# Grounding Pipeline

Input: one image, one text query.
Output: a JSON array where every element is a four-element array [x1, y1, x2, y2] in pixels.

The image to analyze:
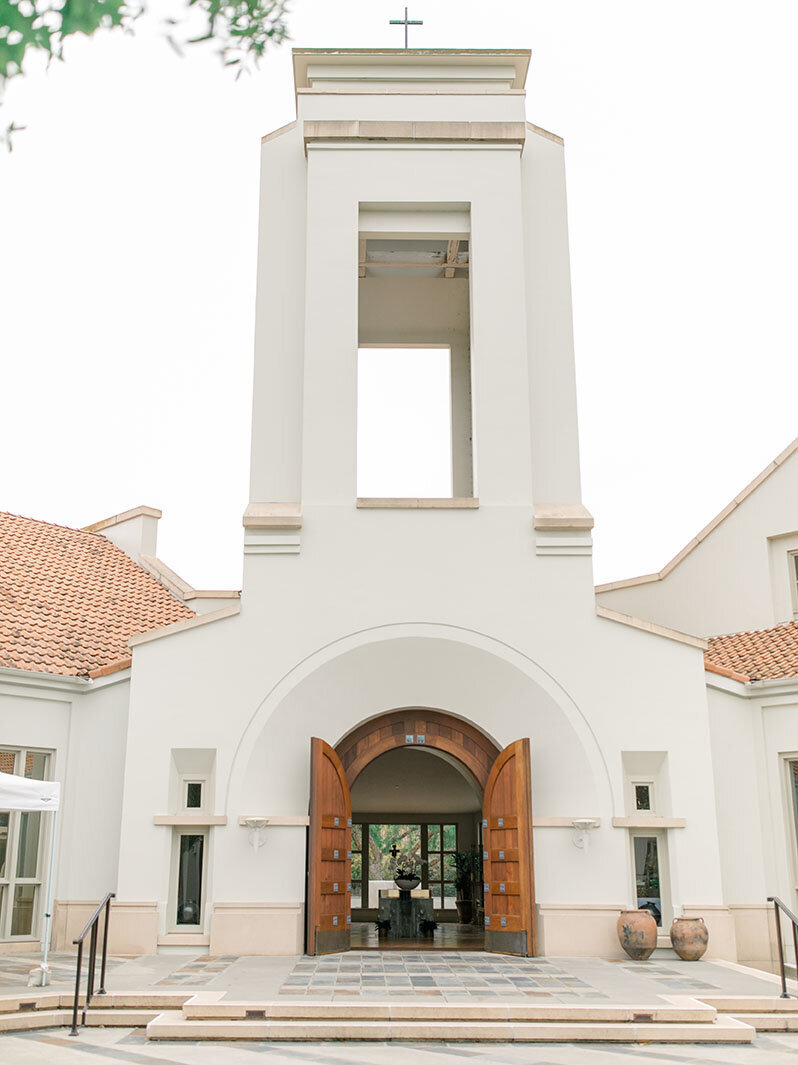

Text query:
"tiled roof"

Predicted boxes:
[[705, 620, 798, 683], [0, 511, 193, 677]]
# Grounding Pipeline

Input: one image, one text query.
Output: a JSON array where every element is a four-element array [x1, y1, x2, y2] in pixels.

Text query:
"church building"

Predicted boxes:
[[2, 47, 797, 974]]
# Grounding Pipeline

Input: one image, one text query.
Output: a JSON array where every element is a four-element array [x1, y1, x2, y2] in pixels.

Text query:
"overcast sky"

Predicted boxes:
[[2, 1, 797, 589]]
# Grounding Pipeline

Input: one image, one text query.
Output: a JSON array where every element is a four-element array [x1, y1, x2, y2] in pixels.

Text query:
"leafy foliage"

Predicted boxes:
[[0, 0, 290, 147], [452, 847, 482, 899]]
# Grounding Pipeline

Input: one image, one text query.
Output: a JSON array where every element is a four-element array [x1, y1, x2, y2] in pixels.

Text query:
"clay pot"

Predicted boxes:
[[617, 909, 657, 961], [455, 899, 474, 925], [670, 917, 708, 961]]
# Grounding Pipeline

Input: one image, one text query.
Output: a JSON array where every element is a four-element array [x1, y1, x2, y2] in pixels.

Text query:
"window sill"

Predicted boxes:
[[357, 498, 479, 510], [153, 815, 227, 826], [158, 933, 209, 946], [612, 816, 686, 829]]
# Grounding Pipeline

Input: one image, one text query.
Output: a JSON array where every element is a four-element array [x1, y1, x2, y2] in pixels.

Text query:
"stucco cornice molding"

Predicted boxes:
[[596, 435, 798, 594], [138, 555, 240, 604], [533, 504, 594, 531], [612, 816, 686, 829], [0, 664, 131, 693], [243, 503, 302, 530], [526, 122, 563, 146], [129, 604, 240, 648], [704, 670, 750, 696], [81, 504, 162, 534], [304, 120, 525, 152], [595, 606, 707, 651]]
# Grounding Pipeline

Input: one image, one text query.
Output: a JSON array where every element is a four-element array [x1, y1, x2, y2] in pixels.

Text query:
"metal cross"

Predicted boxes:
[[389, 7, 423, 49]]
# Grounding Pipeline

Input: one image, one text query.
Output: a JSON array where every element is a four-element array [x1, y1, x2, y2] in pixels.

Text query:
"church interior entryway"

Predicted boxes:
[[306, 710, 536, 956]]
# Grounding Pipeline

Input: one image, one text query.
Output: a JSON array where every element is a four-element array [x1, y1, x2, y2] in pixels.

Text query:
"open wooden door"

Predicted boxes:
[[307, 738, 352, 956], [482, 738, 536, 956]]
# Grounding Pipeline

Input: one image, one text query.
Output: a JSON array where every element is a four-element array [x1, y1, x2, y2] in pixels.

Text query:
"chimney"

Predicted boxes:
[[82, 505, 161, 561]]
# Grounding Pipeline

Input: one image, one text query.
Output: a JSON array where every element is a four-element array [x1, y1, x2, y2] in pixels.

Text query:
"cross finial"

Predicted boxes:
[[389, 7, 423, 49]]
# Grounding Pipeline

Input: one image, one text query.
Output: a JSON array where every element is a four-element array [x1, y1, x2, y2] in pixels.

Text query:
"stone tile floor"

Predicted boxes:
[[7, 1028, 798, 1064], [0, 949, 784, 1004]]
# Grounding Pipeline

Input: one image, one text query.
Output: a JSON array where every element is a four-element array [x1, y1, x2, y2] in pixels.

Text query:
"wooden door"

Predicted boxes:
[[482, 738, 536, 956], [307, 738, 352, 955]]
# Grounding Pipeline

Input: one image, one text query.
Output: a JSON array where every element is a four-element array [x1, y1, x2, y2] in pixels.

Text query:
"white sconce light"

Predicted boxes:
[[571, 818, 600, 850], [244, 816, 269, 849]]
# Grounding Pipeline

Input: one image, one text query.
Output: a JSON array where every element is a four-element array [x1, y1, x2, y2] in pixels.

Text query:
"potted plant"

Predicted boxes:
[[394, 865, 421, 891], [452, 848, 481, 924], [375, 918, 391, 937]]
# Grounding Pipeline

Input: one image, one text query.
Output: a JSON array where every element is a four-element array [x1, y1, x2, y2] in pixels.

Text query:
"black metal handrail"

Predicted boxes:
[[70, 892, 114, 1036], [767, 896, 798, 998]]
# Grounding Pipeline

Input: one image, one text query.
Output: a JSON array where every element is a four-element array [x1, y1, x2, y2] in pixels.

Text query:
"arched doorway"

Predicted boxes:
[[336, 708, 501, 789], [307, 709, 536, 958]]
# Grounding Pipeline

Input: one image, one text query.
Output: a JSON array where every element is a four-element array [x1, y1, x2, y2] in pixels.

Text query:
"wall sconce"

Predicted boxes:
[[571, 818, 600, 850], [244, 816, 269, 849]]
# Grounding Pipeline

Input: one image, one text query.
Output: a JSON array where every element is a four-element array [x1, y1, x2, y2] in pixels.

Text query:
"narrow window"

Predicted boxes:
[[635, 784, 652, 811], [185, 782, 203, 810], [633, 836, 662, 926], [427, 823, 458, 910], [357, 347, 453, 498], [176, 834, 204, 926], [350, 824, 363, 909], [790, 553, 798, 614], [789, 761, 798, 851]]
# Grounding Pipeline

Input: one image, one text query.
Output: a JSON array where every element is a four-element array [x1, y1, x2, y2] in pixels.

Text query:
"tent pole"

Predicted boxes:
[[40, 808, 58, 987]]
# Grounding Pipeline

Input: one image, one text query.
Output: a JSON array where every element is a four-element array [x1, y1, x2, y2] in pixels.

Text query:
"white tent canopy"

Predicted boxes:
[[0, 771, 60, 812], [0, 771, 60, 984]]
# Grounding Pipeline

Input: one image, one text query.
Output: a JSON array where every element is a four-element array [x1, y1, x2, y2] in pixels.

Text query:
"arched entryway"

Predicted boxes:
[[307, 708, 535, 958], [336, 708, 501, 789]]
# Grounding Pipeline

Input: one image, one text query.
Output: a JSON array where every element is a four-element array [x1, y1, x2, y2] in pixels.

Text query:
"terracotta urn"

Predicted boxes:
[[670, 916, 708, 961], [617, 909, 657, 961]]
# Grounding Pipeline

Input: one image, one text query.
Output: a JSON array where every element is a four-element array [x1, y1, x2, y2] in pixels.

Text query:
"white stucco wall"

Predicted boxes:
[[0, 670, 130, 944], [597, 447, 798, 638]]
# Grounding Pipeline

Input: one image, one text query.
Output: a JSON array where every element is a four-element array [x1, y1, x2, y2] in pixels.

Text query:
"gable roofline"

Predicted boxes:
[[595, 434, 798, 594]]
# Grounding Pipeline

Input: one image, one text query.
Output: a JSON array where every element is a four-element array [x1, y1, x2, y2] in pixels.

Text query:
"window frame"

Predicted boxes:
[[629, 828, 671, 929], [627, 776, 656, 815], [182, 779, 205, 812], [789, 552, 798, 617], [0, 746, 52, 942], [168, 827, 209, 933], [781, 754, 798, 902]]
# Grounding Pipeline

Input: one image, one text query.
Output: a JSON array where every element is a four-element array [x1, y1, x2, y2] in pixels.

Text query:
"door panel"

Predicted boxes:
[[482, 738, 536, 956], [307, 738, 352, 955]]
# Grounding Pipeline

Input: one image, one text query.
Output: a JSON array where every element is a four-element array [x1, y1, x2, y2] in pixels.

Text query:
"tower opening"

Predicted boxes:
[[357, 211, 474, 500]]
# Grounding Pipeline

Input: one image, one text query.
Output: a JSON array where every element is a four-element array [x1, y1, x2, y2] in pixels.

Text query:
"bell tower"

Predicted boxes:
[[243, 48, 593, 587]]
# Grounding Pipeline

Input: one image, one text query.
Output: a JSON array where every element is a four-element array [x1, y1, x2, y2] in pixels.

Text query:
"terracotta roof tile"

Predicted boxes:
[[0, 512, 193, 677], [705, 620, 798, 683]]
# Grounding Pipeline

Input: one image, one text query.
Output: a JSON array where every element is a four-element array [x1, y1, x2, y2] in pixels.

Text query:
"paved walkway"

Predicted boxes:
[[0, 949, 788, 1004], [6, 1028, 798, 1064]]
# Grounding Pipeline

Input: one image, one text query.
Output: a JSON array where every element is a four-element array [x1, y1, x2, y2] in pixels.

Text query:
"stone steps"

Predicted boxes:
[[146, 996, 755, 1043], [145, 1012, 755, 1042], [700, 996, 798, 1031], [10, 989, 798, 1042]]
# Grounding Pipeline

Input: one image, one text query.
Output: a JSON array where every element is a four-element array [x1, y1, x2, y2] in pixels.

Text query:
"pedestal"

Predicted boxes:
[[378, 890, 434, 939]]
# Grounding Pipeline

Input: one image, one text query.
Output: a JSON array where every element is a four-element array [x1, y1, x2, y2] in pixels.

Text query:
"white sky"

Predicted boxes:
[[2, 1, 797, 589], [357, 348, 453, 499]]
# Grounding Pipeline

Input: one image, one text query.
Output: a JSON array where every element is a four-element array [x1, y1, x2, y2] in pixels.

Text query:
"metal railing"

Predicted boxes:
[[70, 892, 114, 1036], [768, 895, 798, 999]]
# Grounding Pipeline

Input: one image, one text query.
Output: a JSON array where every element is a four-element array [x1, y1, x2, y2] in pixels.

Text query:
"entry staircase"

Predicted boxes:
[[4, 989, 798, 1042]]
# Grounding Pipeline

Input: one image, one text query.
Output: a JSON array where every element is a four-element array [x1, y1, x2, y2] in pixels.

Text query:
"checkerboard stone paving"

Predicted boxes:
[[0, 951, 126, 989], [156, 955, 240, 986], [280, 952, 611, 999]]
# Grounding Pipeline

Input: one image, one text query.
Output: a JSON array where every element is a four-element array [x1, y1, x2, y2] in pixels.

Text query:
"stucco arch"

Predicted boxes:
[[225, 623, 613, 820]]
